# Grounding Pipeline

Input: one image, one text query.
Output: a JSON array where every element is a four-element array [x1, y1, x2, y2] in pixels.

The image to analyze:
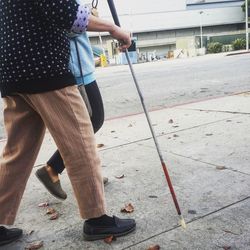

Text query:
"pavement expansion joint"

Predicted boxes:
[[168, 152, 250, 177], [98, 116, 238, 154], [122, 196, 250, 250], [181, 108, 250, 115]]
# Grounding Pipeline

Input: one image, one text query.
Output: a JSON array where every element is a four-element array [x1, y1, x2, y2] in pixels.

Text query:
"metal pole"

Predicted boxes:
[[246, 0, 249, 50], [199, 11, 203, 49]]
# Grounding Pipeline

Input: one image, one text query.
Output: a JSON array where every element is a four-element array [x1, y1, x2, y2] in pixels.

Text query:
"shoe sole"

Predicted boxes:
[[0, 235, 22, 246], [83, 225, 136, 241], [35, 172, 66, 201]]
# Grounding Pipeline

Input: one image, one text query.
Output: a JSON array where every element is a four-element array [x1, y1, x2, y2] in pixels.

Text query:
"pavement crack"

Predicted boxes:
[[168, 151, 250, 177], [98, 115, 238, 152], [178, 108, 250, 115], [122, 196, 250, 249]]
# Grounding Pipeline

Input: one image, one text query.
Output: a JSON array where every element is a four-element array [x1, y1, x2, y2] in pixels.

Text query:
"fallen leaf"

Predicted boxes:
[[111, 130, 116, 133], [216, 166, 227, 170], [121, 203, 134, 213], [172, 125, 179, 128], [128, 124, 133, 127], [147, 245, 160, 250], [97, 144, 104, 148], [38, 202, 49, 208], [115, 174, 125, 179], [173, 134, 179, 138], [223, 246, 231, 250], [25, 241, 43, 250], [46, 208, 56, 215], [223, 230, 240, 235], [168, 119, 174, 124], [27, 230, 34, 235], [148, 195, 158, 199], [206, 133, 213, 136], [104, 235, 116, 244], [49, 212, 59, 220]]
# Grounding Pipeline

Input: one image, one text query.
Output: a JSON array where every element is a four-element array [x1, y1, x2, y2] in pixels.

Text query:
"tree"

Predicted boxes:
[[242, 0, 250, 13]]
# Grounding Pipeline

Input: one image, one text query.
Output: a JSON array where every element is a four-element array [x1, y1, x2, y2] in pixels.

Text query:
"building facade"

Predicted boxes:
[[88, 0, 245, 59]]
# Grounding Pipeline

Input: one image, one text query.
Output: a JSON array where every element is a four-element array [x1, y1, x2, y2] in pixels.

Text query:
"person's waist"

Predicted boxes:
[[75, 72, 95, 85]]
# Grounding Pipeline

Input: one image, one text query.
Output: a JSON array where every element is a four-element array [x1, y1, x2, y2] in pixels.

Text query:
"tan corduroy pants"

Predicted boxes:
[[0, 85, 106, 225]]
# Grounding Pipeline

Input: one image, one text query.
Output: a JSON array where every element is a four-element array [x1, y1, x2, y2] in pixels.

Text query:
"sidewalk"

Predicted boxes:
[[1, 92, 250, 250]]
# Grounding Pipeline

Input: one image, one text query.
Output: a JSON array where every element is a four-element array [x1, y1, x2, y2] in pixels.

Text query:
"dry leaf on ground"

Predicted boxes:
[[168, 119, 174, 124], [38, 202, 49, 208], [173, 134, 179, 138], [216, 166, 227, 170], [27, 230, 34, 235], [25, 241, 43, 250], [223, 230, 240, 235], [121, 203, 134, 213], [49, 212, 59, 220], [223, 247, 231, 250], [97, 143, 104, 148], [147, 245, 160, 250], [128, 124, 133, 127], [46, 208, 56, 215], [104, 235, 116, 244], [115, 174, 125, 179]]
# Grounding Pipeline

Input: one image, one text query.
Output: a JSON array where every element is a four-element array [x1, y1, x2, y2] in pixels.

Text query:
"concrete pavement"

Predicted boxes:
[[0, 91, 250, 250]]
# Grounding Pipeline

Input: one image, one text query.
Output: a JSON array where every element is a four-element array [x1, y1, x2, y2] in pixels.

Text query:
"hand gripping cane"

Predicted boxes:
[[107, 0, 186, 229]]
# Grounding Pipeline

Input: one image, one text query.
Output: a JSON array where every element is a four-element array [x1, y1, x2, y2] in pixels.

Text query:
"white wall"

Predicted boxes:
[[97, 0, 186, 17], [88, 0, 244, 36]]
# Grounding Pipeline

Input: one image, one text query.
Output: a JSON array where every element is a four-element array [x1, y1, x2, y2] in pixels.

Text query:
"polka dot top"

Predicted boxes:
[[0, 0, 90, 97]]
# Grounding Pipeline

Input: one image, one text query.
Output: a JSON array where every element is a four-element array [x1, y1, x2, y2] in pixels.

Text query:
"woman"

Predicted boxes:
[[35, 32, 108, 200], [0, 0, 135, 245]]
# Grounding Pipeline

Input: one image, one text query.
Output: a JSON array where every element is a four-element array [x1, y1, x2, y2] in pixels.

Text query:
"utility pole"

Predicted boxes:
[[246, 0, 249, 50]]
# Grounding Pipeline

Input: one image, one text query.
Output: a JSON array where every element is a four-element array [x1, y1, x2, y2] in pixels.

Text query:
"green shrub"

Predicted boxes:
[[207, 42, 223, 54], [232, 38, 246, 50], [241, 0, 250, 12], [222, 44, 233, 52]]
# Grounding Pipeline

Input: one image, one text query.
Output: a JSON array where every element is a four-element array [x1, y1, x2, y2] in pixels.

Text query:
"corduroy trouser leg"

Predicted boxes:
[[0, 85, 106, 225]]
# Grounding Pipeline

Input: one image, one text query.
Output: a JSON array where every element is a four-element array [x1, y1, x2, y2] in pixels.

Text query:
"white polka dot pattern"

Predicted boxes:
[[0, 0, 90, 97], [71, 5, 90, 33]]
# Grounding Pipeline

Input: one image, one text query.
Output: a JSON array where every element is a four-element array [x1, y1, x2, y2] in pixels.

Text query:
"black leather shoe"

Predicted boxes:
[[83, 216, 136, 241], [0, 226, 23, 246]]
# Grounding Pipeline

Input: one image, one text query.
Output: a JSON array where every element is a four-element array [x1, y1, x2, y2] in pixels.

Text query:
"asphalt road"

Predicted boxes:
[[0, 53, 249, 138], [95, 53, 250, 119]]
